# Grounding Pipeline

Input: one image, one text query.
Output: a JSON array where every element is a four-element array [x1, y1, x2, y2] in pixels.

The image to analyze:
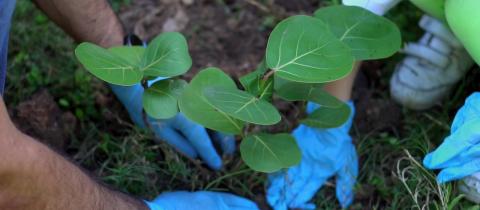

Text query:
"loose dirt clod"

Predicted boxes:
[[11, 89, 76, 150]]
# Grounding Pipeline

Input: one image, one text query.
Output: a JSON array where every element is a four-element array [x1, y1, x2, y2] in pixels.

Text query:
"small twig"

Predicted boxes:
[[245, 0, 270, 12]]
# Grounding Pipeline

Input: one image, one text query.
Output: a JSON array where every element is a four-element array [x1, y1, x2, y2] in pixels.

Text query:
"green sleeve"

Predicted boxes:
[[410, 0, 446, 21], [445, 0, 480, 65]]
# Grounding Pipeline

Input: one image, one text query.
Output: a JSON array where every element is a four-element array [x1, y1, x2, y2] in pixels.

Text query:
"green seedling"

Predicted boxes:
[[74, 5, 401, 173]]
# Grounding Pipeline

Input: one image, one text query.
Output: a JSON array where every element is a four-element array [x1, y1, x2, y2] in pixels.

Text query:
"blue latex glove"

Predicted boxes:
[[267, 102, 358, 210], [145, 191, 259, 210], [424, 92, 480, 183], [110, 83, 235, 170]]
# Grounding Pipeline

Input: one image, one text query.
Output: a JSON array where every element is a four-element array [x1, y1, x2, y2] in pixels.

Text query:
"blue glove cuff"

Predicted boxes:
[[144, 200, 165, 210]]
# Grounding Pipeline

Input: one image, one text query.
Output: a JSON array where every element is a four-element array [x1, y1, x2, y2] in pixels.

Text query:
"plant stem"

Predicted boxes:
[[262, 69, 275, 81], [204, 168, 252, 190]]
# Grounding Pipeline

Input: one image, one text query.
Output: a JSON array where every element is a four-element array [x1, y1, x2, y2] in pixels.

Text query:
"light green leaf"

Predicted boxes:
[[240, 133, 301, 173], [314, 5, 401, 60], [75, 42, 143, 86], [266, 15, 354, 83], [143, 79, 187, 119], [301, 103, 351, 128], [141, 32, 192, 77], [178, 68, 244, 134], [274, 76, 342, 108], [109, 46, 145, 66], [203, 87, 281, 125]]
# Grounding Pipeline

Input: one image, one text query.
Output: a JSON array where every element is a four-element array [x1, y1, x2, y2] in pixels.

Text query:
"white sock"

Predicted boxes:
[[342, 0, 401, 15]]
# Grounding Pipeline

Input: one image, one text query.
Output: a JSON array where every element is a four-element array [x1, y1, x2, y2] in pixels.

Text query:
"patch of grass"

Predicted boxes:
[[7, 1, 480, 210]]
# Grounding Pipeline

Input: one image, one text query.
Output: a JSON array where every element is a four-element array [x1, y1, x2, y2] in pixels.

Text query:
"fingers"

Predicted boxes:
[[150, 122, 198, 159], [211, 132, 236, 155], [208, 192, 260, 210], [288, 169, 327, 208], [171, 114, 223, 170], [266, 163, 326, 210], [335, 144, 358, 209], [451, 92, 480, 132], [437, 158, 480, 183], [266, 171, 290, 209], [423, 119, 480, 169]]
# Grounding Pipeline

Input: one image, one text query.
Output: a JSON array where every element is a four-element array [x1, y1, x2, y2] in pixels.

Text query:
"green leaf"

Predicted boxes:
[[301, 103, 351, 128], [239, 60, 274, 101], [266, 15, 354, 83], [141, 32, 192, 77], [203, 87, 281, 125], [178, 68, 244, 134], [143, 79, 187, 119], [314, 5, 401, 60], [75, 42, 143, 86], [240, 133, 301, 173], [109, 46, 145, 66], [274, 76, 343, 108]]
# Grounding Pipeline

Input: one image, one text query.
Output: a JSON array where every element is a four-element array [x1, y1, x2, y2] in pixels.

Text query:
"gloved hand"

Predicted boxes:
[[110, 83, 235, 170], [145, 191, 259, 210], [266, 102, 358, 210], [424, 92, 480, 183]]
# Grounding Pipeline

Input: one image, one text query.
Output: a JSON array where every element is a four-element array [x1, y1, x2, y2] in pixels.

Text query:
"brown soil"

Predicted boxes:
[[10, 89, 76, 150]]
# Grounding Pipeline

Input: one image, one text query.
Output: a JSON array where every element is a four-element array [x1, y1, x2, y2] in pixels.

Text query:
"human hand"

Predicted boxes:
[[110, 83, 235, 170], [424, 92, 480, 183], [145, 191, 259, 210], [266, 102, 358, 210]]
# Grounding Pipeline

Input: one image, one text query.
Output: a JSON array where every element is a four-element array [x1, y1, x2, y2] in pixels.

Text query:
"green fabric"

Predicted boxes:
[[410, 0, 446, 20], [445, 0, 480, 65]]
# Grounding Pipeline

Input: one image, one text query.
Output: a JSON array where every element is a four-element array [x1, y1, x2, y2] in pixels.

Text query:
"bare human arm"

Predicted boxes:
[[0, 98, 149, 210], [32, 0, 125, 47]]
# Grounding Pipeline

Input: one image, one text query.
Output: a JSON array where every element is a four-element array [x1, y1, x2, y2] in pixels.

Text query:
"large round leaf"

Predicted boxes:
[[109, 46, 145, 66], [141, 32, 192, 77], [143, 79, 187, 119], [178, 68, 244, 134], [266, 15, 354, 83], [314, 5, 401, 60], [203, 87, 281, 125], [240, 133, 301, 173], [75, 43, 143, 86]]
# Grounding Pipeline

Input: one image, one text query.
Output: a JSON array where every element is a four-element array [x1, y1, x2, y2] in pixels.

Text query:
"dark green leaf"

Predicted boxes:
[[141, 32, 192, 77], [203, 87, 281, 125], [266, 15, 354, 83], [178, 68, 244, 134], [301, 103, 351, 128], [274, 76, 342, 108], [143, 79, 187, 119], [75, 42, 143, 86], [314, 5, 401, 60], [240, 133, 301, 173]]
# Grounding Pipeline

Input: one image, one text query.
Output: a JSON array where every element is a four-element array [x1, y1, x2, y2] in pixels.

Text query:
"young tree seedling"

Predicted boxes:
[[75, 5, 401, 173]]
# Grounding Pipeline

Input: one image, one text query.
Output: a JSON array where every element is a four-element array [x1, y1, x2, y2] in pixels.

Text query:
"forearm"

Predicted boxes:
[[0, 100, 148, 210], [324, 62, 361, 102], [32, 0, 125, 47]]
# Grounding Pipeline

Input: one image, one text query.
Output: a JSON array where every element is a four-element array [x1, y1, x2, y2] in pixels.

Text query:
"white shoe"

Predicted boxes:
[[342, 0, 401, 15], [459, 172, 480, 203], [390, 15, 474, 110]]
